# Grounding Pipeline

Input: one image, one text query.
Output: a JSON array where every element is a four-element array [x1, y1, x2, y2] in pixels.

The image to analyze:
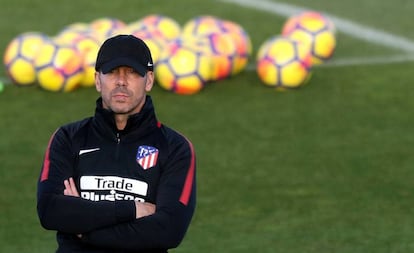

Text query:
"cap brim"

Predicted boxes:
[[100, 57, 147, 76]]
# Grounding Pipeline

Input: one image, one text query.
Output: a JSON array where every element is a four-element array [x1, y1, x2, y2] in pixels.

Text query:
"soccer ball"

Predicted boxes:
[[256, 36, 312, 90], [219, 19, 252, 76], [54, 22, 92, 43], [90, 17, 127, 42], [3, 32, 49, 86], [33, 40, 85, 92], [54, 33, 100, 87], [69, 35, 100, 87], [182, 15, 252, 77], [129, 14, 182, 41], [282, 11, 336, 65], [129, 28, 168, 65], [185, 32, 237, 81], [182, 15, 224, 36], [155, 43, 212, 95]]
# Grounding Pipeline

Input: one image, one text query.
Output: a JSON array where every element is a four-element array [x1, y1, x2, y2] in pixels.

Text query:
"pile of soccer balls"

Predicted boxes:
[[3, 15, 252, 94], [3, 11, 336, 94], [256, 11, 336, 90]]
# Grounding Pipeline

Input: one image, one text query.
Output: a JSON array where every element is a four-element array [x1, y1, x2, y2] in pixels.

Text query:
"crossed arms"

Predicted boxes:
[[64, 177, 155, 219], [37, 127, 196, 250]]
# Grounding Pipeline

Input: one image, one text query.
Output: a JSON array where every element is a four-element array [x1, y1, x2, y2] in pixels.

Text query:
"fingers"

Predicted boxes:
[[63, 177, 80, 197], [135, 201, 156, 219], [69, 177, 79, 197], [63, 179, 71, 195]]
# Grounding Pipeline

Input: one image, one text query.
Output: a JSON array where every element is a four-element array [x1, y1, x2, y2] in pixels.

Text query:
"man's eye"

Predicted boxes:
[[128, 69, 142, 76]]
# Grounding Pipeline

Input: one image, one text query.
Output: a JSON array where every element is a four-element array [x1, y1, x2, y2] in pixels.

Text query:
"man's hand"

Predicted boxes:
[[63, 177, 82, 238], [64, 177, 80, 197], [135, 201, 156, 219]]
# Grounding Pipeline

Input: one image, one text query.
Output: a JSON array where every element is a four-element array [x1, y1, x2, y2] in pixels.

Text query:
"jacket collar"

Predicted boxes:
[[93, 95, 158, 139]]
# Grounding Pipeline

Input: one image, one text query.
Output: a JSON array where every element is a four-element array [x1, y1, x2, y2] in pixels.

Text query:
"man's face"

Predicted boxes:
[[95, 66, 154, 115]]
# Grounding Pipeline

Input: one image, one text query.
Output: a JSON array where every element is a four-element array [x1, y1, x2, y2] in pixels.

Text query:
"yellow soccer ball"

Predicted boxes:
[[129, 14, 182, 42], [219, 20, 252, 76], [155, 44, 212, 95], [129, 28, 168, 65], [183, 32, 237, 81], [182, 15, 223, 36], [54, 33, 100, 87], [54, 22, 92, 44], [3, 32, 49, 86], [90, 17, 127, 42], [34, 40, 84, 92], [282, 11, 336, 65], [256, 36, 312, 90], [182, 16, 252, 77], [74, 35, 100, 87]]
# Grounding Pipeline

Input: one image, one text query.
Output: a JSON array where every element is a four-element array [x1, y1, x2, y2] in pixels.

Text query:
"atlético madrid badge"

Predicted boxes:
[[136, 145, 159, 170]]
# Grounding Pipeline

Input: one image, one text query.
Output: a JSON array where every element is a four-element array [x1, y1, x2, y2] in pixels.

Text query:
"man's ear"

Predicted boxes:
[[145, 71, 154, 92], [95, 72, 101, 92]]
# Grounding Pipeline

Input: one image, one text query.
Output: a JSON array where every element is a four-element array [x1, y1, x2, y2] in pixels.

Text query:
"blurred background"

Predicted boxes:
[[1, 0, 414, 252]]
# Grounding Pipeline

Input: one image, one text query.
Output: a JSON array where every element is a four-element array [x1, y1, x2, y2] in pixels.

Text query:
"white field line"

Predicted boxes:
[[245, 54, 414, 71], [246, 54, 414, 70], [319, 54, 414, 67], [220, 0, 414, 66]]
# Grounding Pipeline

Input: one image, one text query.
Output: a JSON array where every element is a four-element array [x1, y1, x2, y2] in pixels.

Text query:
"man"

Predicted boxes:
[[37, 34, 196, 253]]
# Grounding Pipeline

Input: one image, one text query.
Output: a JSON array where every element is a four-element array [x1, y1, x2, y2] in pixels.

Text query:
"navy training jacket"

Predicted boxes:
[[37, 96, 196, 253]]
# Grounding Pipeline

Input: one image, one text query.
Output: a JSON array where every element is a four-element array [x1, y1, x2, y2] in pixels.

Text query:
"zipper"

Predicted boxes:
[[116, 132, 121, 160], [116, 132, 121, 144]]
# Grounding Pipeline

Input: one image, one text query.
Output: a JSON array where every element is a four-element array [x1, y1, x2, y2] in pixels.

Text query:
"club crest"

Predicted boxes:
[[136, 145, 159, 170]]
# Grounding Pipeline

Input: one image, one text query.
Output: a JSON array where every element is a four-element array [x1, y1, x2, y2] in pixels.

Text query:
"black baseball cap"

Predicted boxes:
[[95, 34, 154, 76]]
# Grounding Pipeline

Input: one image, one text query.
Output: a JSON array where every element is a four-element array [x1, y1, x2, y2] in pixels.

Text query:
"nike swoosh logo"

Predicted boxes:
[[79, 148, 100, 155]]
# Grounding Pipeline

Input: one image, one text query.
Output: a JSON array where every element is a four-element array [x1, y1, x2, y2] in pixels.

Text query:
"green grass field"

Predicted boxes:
[[1, 0, 414, 252]]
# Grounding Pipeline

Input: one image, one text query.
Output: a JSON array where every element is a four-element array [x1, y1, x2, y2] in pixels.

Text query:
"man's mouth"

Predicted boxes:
[[113, 94, 129, 100]]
